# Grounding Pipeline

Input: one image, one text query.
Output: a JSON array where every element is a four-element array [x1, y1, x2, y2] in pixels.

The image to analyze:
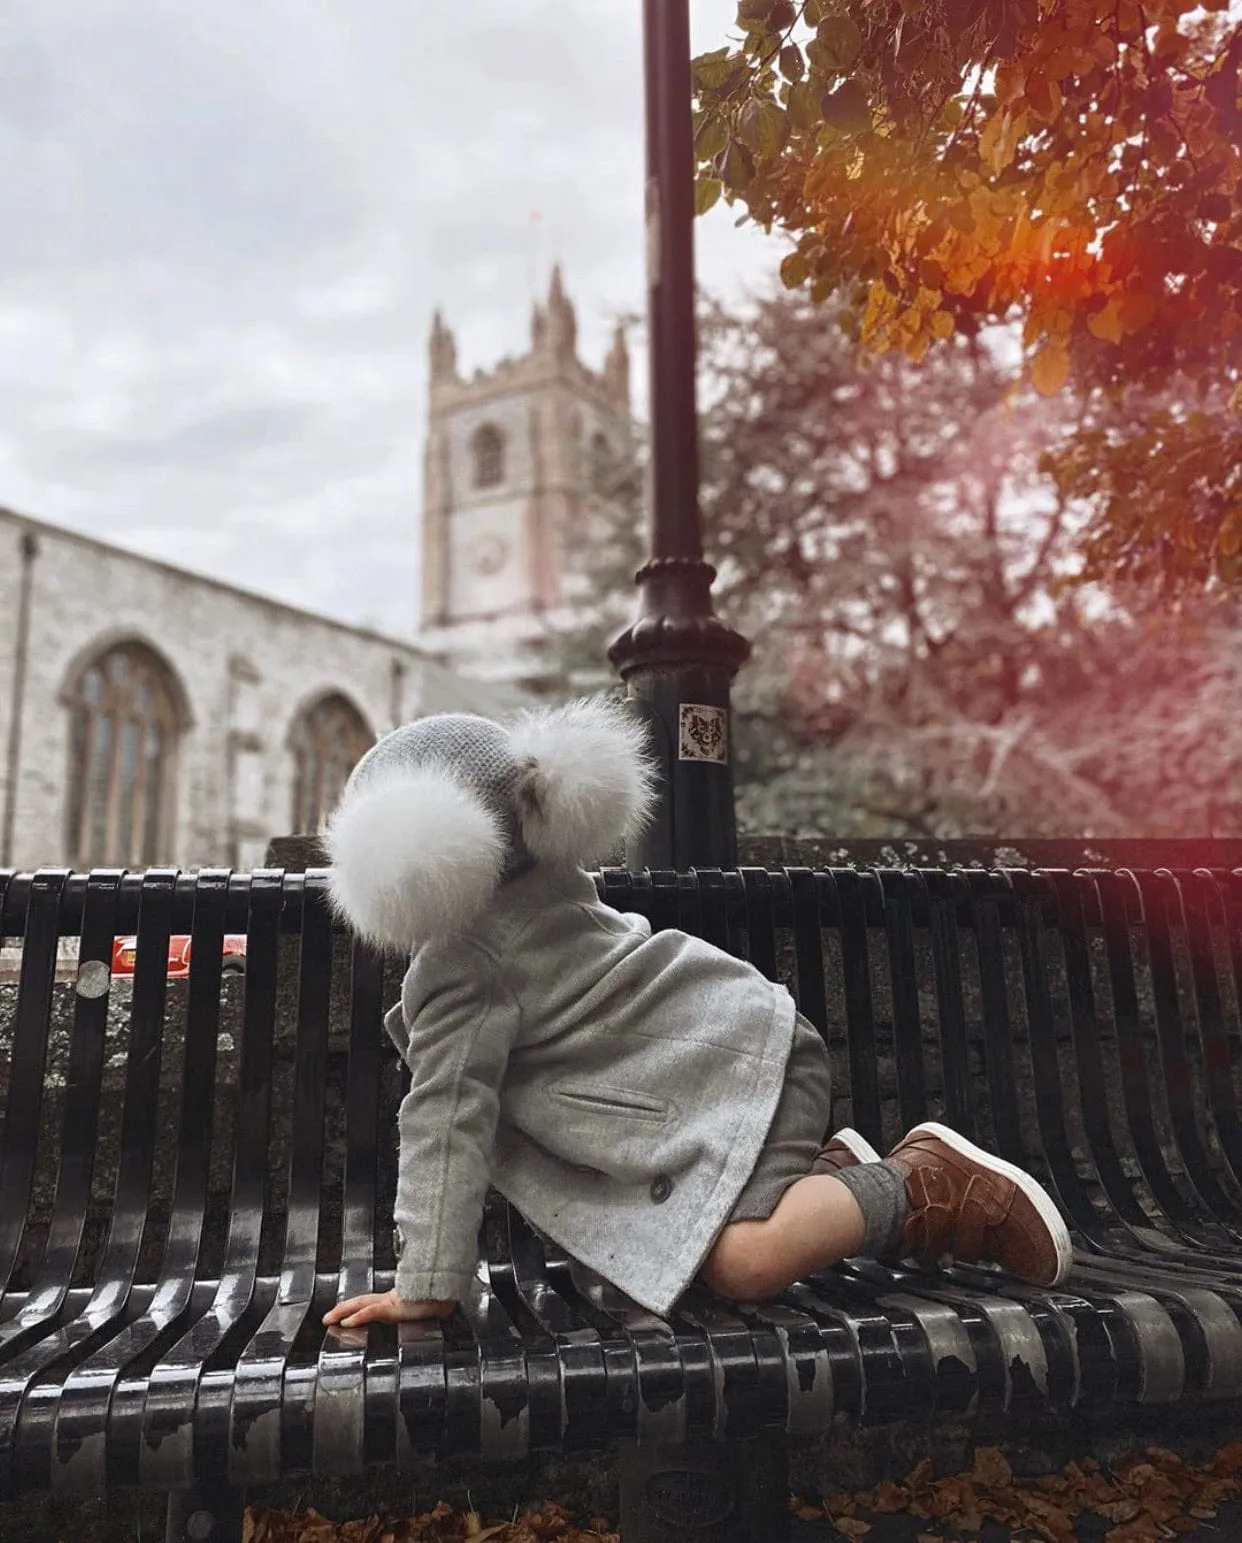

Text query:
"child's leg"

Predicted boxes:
[[702, 1174, 869, 1300], [706, 1152, 914, 1300], [704, 1123, 1073, 1300]]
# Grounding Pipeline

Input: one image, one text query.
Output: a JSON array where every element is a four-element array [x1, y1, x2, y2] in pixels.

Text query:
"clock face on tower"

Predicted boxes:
[[471, 534, 510, 576]]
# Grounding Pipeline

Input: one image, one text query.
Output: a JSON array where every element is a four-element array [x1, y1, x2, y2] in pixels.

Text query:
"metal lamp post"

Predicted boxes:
[[608, 0, 751, 871]]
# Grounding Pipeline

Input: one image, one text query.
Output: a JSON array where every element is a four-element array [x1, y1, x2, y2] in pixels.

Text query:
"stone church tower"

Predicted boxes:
[[417, 267, 637, 690]]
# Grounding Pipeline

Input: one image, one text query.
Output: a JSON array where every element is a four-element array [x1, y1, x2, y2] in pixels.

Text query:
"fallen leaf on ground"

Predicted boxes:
[[971, 1447, 1012, 1489], [1098, 1499, 1143, 1523], [1105, 1518, 1163, 1543], [869, 1479, 908, 1514]]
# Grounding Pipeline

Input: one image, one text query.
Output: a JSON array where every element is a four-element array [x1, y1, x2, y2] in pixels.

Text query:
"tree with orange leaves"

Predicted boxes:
[[693, 0, 1242, 593]]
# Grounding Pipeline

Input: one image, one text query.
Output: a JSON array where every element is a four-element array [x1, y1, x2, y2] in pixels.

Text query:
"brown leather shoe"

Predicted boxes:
[[811, 1127, 882, 1176], [888, 1122, 1072, 1287]]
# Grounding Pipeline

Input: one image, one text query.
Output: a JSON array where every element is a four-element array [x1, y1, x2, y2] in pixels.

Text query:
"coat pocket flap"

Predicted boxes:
[[551, 1083, 672, 1122]]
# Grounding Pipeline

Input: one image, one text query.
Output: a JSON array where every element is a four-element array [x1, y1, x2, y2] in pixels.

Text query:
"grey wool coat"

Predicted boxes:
[[384, 862, 798, 1316]]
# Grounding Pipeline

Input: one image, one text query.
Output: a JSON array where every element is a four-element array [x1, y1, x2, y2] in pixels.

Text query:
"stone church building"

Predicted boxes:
[[0, 510, 525, 873], [0, 270, 637, 873]]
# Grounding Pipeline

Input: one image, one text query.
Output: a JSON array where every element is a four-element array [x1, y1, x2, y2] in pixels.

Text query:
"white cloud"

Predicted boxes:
[[0, 0, 776, 635]]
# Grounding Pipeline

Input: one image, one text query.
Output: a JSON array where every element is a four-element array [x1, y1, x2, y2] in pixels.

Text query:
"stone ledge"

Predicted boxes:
[[737, 835, 1242, 870]]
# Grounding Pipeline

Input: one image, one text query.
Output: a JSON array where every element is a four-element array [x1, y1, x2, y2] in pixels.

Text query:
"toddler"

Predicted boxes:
[[320, 697, 1071, 1329]]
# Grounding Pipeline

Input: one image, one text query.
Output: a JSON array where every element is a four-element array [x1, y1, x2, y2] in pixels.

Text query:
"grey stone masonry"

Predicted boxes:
[[0, 508, 528, 871]]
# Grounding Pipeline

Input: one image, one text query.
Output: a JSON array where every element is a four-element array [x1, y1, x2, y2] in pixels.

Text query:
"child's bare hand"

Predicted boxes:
[[322, 1289, 456, 1329]]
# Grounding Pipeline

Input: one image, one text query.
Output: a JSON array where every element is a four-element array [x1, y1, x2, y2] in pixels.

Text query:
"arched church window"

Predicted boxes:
[[471, 423, 505, 490], [290, 694, 374, 833], [64, 642, 182, 866]]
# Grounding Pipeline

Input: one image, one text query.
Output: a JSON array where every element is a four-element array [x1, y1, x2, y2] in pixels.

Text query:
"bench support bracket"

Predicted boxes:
[[619, 1434, 788, 1542], [164, 1484, 246, 1543]]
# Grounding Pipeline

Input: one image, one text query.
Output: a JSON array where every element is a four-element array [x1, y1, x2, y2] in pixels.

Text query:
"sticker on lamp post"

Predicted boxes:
[[678, 704, 729, 764]]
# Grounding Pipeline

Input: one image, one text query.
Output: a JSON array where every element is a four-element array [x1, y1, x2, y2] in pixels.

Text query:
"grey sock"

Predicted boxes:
[[833, 1160, 911, 1259]]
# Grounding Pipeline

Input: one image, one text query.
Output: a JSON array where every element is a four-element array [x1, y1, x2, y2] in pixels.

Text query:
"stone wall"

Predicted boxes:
[[737, 834, 1242, 871]]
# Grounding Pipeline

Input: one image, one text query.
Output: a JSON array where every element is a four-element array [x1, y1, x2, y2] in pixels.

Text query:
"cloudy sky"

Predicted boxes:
[[0, 0, 781, 635]]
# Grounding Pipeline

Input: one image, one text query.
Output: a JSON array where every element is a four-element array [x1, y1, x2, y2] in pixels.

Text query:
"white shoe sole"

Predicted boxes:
[[900, 1121, 1073, 1287], [831, 1127, 883, 1165]]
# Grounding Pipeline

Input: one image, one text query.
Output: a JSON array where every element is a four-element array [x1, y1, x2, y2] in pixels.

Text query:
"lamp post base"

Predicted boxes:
[[609, 556, 751, 870]]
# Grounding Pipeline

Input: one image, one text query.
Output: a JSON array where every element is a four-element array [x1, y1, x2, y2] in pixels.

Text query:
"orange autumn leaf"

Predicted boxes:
[[1031, 342, 1071, 396], [1088, 300, 1124, 345]]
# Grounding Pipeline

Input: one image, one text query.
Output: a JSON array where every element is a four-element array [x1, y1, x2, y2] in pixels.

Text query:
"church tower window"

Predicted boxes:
[[588, 430, 613, 494], [64, 642, 183, 866], [471, 423, 506, 490], [290, 694, 374, 834]]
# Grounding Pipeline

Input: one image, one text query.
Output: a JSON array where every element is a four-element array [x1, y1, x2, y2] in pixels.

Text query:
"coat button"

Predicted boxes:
[[650, 1175, 673, 1204], [393, 1225, 405, 1258]]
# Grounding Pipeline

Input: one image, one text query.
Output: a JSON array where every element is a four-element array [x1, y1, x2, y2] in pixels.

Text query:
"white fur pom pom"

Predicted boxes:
[[324, 769, 506, 950], [508, 696, 658, 867]]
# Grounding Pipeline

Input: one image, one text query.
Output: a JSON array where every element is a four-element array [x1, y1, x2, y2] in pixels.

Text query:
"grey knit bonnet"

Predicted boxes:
[[345, 713, 536, 882], [325, 696, 657, 951]]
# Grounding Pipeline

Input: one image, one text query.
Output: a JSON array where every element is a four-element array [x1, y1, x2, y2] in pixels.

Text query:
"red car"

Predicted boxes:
[[110, 934, 247, 979]]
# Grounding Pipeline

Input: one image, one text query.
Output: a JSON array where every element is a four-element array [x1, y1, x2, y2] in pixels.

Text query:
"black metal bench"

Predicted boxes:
[[2, 863, 1242, 1543]]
